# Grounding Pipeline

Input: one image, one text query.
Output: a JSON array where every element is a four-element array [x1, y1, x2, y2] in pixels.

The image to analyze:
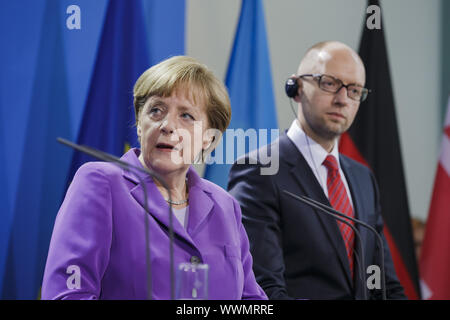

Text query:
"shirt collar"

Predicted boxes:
[[286, 119, 341, 168]]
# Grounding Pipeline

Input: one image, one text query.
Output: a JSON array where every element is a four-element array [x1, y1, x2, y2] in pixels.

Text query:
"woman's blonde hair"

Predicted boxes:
[[133, 56, 231, 138]]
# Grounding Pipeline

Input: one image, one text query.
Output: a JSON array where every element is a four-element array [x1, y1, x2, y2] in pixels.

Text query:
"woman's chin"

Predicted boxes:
[[147, 158, 190, 176]]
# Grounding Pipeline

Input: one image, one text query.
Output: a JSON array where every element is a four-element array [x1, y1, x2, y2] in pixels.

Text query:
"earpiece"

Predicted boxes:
[[285, 76, 299, 98], [285, 76, 299, 118]]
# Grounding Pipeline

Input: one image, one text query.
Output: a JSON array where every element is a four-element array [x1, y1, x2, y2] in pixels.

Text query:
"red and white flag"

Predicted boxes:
[[420, 97, 450, 299]]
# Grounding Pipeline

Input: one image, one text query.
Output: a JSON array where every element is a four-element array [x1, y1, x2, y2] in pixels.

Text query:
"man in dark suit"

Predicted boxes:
[[228, 41, 405, 299]]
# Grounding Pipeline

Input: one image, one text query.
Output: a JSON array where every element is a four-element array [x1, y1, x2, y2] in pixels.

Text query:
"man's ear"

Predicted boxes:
[[293, 78, 303, 103]]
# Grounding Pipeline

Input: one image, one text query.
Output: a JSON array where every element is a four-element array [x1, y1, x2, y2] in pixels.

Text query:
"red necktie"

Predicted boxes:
[[323, 155, 355, 278]]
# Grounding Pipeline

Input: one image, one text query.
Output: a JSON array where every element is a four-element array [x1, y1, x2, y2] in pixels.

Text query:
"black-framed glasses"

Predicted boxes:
[[299, 73, 370, 102]]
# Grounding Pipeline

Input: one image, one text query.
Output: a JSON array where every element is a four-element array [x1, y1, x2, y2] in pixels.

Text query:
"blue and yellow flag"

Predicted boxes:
[[204, 0, 278, 189]]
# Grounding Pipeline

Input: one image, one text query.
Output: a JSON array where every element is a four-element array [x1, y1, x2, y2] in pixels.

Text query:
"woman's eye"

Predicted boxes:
[[149, 107, 162, 116], [181, 113, 195, 121]]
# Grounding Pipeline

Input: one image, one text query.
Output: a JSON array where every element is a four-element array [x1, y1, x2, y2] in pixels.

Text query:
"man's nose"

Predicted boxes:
[[333, 86, 350, 106]]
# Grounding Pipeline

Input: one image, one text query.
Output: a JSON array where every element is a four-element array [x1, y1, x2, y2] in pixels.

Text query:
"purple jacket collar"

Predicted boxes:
[[120, 148, 214, 246]]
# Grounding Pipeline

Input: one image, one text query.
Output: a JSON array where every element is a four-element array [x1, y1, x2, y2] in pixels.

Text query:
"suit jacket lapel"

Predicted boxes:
[[340, 155, 370, 297], [120, 149, 195, 247], [339, 156, 367, 223], [281, 136, 354, 288], [186, 167, 214, 236], [128, 177, 194, 245]]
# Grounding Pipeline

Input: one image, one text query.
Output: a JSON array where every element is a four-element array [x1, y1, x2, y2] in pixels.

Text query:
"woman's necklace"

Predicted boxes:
[[165, 198, 188, 205], [164, 179, 189, 205]]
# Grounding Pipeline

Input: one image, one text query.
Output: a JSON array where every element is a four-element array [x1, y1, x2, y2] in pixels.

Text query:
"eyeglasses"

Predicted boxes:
[[299, 74, 370, 102]]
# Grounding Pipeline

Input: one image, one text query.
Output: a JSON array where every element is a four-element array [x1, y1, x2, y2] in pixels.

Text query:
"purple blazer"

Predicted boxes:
[[41, 149, 267, 300]]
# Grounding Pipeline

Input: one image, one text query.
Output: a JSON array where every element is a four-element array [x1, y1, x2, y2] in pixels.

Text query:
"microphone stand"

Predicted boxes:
[[283, 190, 386, 300], [57, 137, 176, 300], [283, 190, 367, 300], [298, 194, 386, 300]]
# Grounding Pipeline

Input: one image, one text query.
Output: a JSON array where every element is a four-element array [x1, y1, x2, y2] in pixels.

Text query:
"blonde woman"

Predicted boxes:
[[42, 56, 266, 300]]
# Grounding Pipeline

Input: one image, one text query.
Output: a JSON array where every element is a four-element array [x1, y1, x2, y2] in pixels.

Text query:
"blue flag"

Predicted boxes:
[[203, 0, 278, 189], [67, 0, 150, 181], [0, 0, 73, 298], [0, 0, 185, 299]]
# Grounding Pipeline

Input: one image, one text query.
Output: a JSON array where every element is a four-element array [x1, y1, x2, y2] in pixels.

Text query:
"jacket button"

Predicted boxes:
[[190, 256, 201, 264]]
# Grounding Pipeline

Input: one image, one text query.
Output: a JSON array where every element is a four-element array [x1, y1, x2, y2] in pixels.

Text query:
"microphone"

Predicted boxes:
[[57, 137, 176, 300], [282, 190, 386, 300], [281, 190, 367, 300]]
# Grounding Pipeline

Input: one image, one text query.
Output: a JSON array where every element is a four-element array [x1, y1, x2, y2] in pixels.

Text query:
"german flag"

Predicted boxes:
[[339, 0, 421, 299]]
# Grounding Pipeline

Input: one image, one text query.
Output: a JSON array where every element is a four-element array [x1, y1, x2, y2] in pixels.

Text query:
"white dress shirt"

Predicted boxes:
[[286, 119, 354, 208]]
